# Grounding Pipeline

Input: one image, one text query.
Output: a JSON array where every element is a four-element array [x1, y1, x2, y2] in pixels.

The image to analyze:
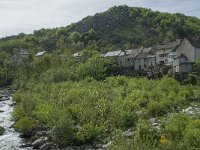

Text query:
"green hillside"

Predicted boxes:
[[0, 5, 200, 54]]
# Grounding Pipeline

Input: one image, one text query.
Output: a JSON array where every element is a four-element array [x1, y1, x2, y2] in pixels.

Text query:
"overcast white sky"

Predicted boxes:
[[0, 0, 199, 37]]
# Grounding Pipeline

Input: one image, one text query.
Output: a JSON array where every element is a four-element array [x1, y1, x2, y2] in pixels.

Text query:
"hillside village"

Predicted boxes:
[[10, 37, 200, 79], [74, 38, 200, 78]]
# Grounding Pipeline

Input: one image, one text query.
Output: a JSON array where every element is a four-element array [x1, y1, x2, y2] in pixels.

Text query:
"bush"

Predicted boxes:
[[12, 104, 26, 121], [183, 119, 200, 148], [12, 90, 24, 103], [51, 115, 74, 146], [147, 101, 164, 117], [165, 114, 190, 140], [33, 101, 55, 124], [14, 117, 37, 135]]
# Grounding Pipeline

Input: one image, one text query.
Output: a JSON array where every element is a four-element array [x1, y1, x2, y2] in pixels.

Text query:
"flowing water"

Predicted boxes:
[[0, 89, 31, 150]]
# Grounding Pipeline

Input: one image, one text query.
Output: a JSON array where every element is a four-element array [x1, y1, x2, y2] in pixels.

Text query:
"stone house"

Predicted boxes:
[[73, 38, 200, 76], [154, 40, 181, 64], [175, 38, 200, 63], [103, 47, 156, 72], [173, 53, 192, 74], [165, 38, 200, 75], [103, 50, 126, 66], [134, 53, 148, 71], [123, 48, 142, 67], [11, 50, 29, 66]]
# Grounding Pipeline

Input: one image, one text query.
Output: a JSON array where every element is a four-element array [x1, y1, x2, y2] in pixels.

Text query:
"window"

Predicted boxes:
[[159, 53, 169, 57], [139, 65, 141, 70], [159, 54, 165, 57], [164, 53, 169, 57]]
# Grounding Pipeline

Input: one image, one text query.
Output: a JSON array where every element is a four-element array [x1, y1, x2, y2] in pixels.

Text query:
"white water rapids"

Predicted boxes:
[[0, 90, 31, 150]]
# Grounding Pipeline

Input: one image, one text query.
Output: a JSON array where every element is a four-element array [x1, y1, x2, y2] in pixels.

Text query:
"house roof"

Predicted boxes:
[[142, 47, 152, 53], [174, 53, 188, 59], [104, 47, 152, 59], [125, 48, 143, 58], [104, 50, 125, 57], [147, 55, 156, 58], [153, 40, 181, 52], [136, 53, 148, 59], [188, 38, 200, 48], [35, 51, 46, 56]]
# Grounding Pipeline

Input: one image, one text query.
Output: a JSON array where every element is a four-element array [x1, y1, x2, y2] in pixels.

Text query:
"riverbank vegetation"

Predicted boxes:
[[9, 53, 200, 149]]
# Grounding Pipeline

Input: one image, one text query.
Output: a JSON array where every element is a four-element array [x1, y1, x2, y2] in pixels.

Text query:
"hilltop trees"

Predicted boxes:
[[0, 6, 199, 55]]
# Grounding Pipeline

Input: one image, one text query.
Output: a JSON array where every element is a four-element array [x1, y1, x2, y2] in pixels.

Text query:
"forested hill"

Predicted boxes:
[[1, 5, 200, 54]]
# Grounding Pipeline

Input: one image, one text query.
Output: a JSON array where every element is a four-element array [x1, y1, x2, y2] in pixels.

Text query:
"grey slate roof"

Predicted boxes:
[[142, 47, 152, 53], [153, 40, 181, 52], [126, 48, 142, 58], [104, 50, 125, 57], [136, 53, 149, 59], [188, 38, 200, 48]]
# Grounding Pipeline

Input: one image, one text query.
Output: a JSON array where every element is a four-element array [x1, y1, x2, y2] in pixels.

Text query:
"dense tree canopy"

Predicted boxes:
[[0, 5, 199, 55]]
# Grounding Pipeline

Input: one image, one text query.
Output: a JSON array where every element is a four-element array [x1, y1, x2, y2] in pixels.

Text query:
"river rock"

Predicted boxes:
[[102, 141, 112, 148], [39, 143, 51, 150], [0, 126, 5, 135], [182, 107, 194, 115], [32, 137, 45, 149], [19, 143, 32, 148], [0, 94, 5, 98], [65, 146, 81, 150], [81, 145, 94, 150], [0, 96, 10, 101], [122, 128, 134, 138]]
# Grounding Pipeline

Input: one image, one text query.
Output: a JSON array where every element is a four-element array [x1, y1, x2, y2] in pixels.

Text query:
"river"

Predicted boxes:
[[0, 89, 31, 150]]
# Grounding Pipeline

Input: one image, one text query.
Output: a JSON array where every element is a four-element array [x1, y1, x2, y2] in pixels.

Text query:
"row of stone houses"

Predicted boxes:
[[73, 38, 200, 76]]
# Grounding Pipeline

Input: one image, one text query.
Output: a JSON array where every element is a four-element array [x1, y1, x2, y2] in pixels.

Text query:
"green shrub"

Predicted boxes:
[[183, 119, 200, 148], [33, 101, 55, 124], [12, 90, 24, 103], [76, 123, 105, 143], [165, 114, 190, 140], [51, 115, 74, 146], [147, 101, 164, 117], [14, 117, 37, 135], [12, 104, 26, 121]]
